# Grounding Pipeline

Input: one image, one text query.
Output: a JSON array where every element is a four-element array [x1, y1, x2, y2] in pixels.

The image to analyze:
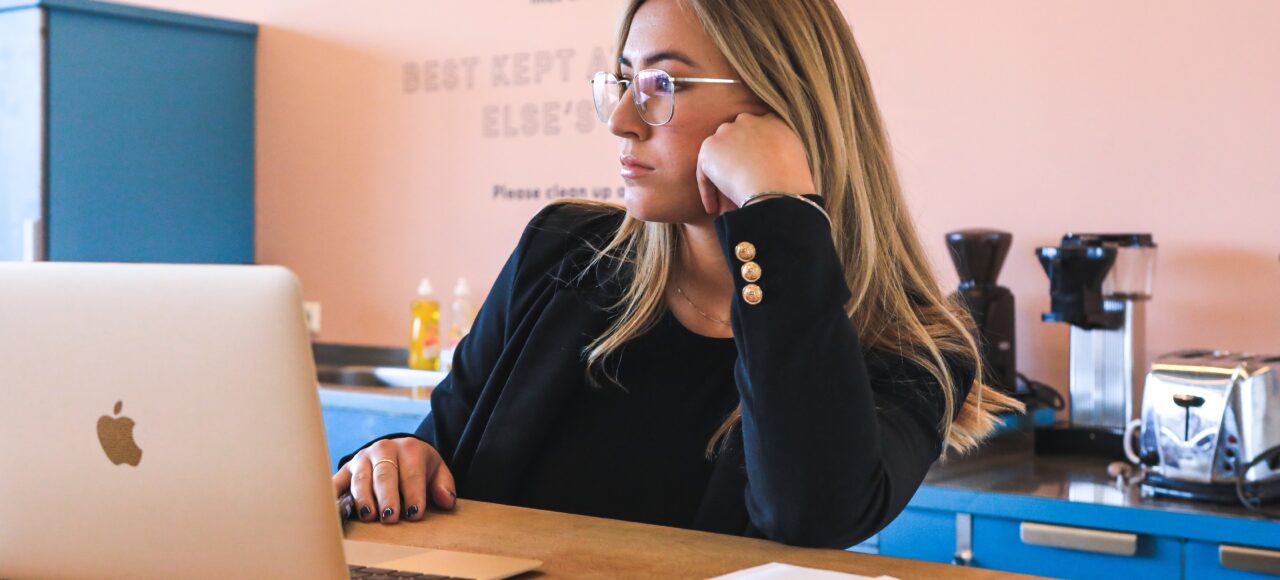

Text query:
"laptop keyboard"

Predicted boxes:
[[348, 564, 473, 579]]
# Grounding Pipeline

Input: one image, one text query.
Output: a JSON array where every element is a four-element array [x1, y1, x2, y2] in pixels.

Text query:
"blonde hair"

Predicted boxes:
[[562, 0, 1022, 457]]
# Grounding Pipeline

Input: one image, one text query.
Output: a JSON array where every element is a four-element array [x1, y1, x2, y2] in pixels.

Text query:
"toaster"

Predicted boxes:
[[1134, 350, 1280, 502]]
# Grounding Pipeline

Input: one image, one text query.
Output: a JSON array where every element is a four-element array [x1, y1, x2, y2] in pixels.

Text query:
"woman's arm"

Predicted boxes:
[[335, 201, 581, 469], [714, 194, 974, 548]]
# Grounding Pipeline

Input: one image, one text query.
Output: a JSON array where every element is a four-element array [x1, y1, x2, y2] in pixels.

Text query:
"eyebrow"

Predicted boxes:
[[618, 50, 699, 69]]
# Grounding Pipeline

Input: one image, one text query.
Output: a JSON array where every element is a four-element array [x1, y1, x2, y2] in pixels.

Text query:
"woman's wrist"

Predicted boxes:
[[742, 192, 787, 207], [739, 191, 833, 228], [742, 190, 818, 207]]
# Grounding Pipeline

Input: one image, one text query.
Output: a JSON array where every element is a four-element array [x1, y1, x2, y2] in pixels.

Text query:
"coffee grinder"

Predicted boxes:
[[945, 229, 1023, 398], [1034, 233, 1157, 457]]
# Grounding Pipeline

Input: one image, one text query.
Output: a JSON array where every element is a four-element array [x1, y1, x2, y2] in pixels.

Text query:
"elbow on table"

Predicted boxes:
[[751, 498, 891, 550]]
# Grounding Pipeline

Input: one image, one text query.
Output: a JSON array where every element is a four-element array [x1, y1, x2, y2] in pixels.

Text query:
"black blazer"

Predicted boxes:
[[341, 195, 974, 549]]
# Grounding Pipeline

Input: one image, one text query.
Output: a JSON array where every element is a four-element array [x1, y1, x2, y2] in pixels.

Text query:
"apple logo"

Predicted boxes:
[[97, 400, 143, 466]]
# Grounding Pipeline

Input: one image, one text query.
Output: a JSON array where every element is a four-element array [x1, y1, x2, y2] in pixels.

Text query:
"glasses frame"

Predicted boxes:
[[590, 69, 742, 126]]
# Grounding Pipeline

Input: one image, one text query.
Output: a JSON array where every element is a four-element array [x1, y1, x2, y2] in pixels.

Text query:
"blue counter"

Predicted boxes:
[[319, 386, 430, 471], [874, 436, 1280, 578]]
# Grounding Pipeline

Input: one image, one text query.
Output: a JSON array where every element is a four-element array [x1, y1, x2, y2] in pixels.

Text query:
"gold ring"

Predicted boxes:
[[372, 458, 398, 471]]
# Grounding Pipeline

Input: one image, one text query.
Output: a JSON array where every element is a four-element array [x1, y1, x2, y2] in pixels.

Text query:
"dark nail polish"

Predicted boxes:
[[359, 505, 371, 519], [382, 507, 394, 520], [406, 505, 419, 518]]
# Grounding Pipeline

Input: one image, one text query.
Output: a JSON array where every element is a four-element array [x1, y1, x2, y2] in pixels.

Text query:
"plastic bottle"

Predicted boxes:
[[408, 278, 441, 370], [441, 278, 476, 372]]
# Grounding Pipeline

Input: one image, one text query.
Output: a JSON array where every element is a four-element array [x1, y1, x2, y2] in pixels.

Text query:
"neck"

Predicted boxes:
[[673, 218, 734, 312]]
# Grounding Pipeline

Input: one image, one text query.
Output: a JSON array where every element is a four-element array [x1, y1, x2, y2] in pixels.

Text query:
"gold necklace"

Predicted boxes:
[[674, 284, 730, 326]]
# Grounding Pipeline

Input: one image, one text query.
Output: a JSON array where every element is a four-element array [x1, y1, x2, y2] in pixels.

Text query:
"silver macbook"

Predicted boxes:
[[0, 262, 540, 580]]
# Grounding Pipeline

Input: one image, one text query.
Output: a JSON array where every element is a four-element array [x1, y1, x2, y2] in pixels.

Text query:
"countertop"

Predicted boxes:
[[911, 432, 1280, 548]]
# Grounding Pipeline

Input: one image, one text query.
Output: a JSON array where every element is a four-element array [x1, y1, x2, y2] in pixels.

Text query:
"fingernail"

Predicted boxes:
[[449, 490, 457, 500], [359, 505, 371, 519], [381, 507, 394, 520], [406, 505, 419, 518]]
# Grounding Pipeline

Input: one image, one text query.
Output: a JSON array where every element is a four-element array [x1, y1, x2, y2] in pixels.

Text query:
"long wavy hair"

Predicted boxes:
[[560, 0, 1022, 457]]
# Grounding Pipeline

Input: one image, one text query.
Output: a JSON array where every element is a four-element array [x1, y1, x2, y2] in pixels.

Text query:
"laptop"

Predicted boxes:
[[0, 262, 541, 580]]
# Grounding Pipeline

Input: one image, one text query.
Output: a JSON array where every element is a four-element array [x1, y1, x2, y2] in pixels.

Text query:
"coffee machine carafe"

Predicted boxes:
[[1035, 233, 1157, 457], [945, 229, 1024, 398]]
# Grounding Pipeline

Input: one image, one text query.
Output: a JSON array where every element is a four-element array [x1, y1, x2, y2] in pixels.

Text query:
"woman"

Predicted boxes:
[[333, 0, 1021, 548]]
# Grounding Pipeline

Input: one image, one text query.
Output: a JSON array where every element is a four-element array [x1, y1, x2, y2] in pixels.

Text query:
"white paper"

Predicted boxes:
[[707, 562, 899, 580]]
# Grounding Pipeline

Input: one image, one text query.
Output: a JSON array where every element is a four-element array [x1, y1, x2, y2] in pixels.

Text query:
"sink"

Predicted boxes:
[[315, 364, 446, 388], [313, 343, 447, 388]]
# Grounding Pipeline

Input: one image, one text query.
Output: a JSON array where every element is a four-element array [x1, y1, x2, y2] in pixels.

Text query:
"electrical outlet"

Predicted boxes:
[[303, 301, 322, 335]]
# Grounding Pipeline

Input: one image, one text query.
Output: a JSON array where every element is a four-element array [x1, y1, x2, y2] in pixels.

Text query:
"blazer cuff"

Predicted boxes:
[[713, 195, 852, 319]]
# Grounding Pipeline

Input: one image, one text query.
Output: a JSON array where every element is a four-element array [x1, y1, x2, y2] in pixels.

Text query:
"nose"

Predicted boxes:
[[608, 82, 650, 140]]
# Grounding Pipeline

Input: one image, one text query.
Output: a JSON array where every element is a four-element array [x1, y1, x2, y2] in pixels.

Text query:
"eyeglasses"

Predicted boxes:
[[590, 69, 741, 126]]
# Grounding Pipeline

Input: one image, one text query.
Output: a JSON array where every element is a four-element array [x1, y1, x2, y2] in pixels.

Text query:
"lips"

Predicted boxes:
[[620, 155, 654, 170]]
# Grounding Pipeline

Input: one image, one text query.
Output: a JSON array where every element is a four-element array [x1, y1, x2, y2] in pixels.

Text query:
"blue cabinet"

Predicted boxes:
[[881, 503, 1280, 579], [1186, 541, 1280, 579], [970, 517, 1181, 578], [318, 388, 431, 471], [0, 0, 256, 263], [876, 508, 955, 564], [873, 448, 1280, 579]]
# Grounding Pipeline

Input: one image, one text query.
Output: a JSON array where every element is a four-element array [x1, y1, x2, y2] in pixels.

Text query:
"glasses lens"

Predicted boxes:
[[634, 70, 675, 125], [592, 72, 622, 123]]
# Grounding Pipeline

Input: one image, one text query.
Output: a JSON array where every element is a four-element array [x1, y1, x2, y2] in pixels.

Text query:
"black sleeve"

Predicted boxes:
[[334, 201, 581, 470], [713, 194, 975, 548]]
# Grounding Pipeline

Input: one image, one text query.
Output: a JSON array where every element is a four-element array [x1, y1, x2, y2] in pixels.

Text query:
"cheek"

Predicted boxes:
[[619, 123, 722, 222], [656, 122, 721, 189]]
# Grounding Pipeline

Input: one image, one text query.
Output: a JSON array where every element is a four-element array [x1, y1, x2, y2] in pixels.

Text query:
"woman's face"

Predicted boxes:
[[611, 0, 770, 224]]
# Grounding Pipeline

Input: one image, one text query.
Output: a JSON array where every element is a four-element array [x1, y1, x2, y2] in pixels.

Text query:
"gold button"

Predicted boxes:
[[734, 241, 756, 262], [740, 261, 761, 282], [742, 283, 763, 305]]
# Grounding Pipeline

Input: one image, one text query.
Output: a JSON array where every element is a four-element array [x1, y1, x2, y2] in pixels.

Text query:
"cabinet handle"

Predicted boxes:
[[952, 513, 973, 566], [1220, 544, 1280, 575], [22, 218, 43, 261], [1019, 522, 1137, 556]]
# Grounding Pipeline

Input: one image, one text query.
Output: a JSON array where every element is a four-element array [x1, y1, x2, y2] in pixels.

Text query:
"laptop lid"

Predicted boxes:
[[0, 262, 348, 580]]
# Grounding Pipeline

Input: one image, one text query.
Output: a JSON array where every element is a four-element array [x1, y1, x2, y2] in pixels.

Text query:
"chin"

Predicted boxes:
[[622, 184, 708, 224]]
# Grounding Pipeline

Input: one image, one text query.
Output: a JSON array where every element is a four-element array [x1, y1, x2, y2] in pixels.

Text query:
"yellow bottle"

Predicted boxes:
[[409, 278, 441, 370]]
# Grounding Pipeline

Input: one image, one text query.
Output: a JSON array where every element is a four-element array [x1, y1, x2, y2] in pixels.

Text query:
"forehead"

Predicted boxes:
[[620, 0, 727, 72]]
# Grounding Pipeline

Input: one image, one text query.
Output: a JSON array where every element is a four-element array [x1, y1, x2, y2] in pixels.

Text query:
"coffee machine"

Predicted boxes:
[[1035, 233, 1157, 457], [945, 229, 1023, 397]]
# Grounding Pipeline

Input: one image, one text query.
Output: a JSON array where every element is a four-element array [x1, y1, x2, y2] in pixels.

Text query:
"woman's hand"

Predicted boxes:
[[695, 112, 817, 216], [332, 437, 457, 524]]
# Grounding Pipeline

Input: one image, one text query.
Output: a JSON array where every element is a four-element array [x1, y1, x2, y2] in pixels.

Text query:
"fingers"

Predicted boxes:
[[430, 460, 458, 511], [719, 191, 738, 213], [332, 463, 352, 498], [346, 455, 377, 522], [342, 438, 454, 525], [695, 151, 720, 216], [368, 442, 403, 523], [398, 447, 430, 522]]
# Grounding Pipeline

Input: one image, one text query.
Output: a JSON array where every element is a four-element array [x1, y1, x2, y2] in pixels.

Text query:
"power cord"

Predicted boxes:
[[1235, 445, 1280, 519], [1017, 372, 1065, 411]]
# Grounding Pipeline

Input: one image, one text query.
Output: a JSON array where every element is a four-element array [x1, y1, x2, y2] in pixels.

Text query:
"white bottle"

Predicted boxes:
[[440, 277, 476, 372]]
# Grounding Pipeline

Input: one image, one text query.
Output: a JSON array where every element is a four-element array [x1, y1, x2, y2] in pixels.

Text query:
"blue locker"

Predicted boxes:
[[0, 0, 256, 263]]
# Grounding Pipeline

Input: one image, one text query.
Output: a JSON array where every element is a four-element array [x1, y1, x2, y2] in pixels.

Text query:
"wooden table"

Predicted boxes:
[[344, 499, 1037, 579]]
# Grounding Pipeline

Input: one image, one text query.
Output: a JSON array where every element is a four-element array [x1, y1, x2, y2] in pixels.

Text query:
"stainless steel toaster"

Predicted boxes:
[[1135, 350, 1280, 502]]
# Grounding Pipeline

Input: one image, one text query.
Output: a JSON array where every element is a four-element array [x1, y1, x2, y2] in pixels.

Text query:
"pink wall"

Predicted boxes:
[[127, 0, 1279, 396]]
